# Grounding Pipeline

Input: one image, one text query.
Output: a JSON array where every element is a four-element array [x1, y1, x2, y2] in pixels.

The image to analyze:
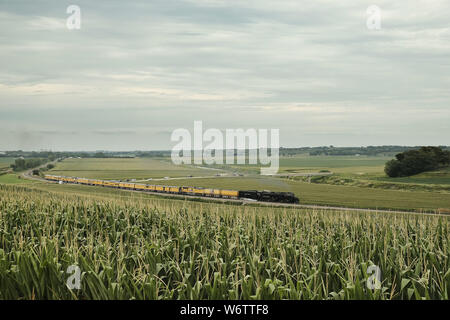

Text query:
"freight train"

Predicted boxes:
[[44, 174, 299, 204]]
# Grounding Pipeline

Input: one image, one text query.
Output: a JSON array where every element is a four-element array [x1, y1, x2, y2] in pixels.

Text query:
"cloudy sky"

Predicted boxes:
[[1, 0, 449, 151]]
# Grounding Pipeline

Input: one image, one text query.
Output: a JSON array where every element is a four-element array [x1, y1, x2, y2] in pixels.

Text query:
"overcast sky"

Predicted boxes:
[[0, 0, 449, 151]]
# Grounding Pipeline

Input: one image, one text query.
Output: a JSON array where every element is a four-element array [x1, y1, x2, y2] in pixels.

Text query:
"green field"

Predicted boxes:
[[374, 167, 450, 185], [279, 155, 391, 174], [49, 158, 223, 180], [0, 157, 14, 171], [151, 176, 450, 212], [224, 155, 391, 175], [34, 157, 450, 211], [0, 174, 36, 185], [0, 183, 448, 300], [1, 157, 450, 300]]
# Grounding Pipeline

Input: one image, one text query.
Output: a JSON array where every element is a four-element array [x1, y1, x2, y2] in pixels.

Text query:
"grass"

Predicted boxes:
[[0, 183, 448, 300], [149, 176, 450, 212], [374, 167, 450, 185], [31, 156, 450, 211], [0, 174, 36, 185], [49, 158, 222, 180], [279, 155, 391, 173], [0, 157, 14, 171], [225, 155, 391, 174], [25, 174, 450, 212]]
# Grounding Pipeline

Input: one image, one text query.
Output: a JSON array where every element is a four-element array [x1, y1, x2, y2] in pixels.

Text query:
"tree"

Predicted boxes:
[[385, 146, 450, 177], [384, 159, 403, 177]]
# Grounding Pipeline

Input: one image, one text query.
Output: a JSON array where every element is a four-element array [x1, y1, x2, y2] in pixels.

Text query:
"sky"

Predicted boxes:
[[0, 0, 449, 151]]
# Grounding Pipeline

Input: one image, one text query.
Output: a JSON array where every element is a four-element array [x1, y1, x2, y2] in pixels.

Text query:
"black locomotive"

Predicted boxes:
[[239, 190, 299, 203]]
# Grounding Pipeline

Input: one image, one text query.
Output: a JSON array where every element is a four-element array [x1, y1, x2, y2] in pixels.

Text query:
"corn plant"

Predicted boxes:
[[0, 184, 448, 300]]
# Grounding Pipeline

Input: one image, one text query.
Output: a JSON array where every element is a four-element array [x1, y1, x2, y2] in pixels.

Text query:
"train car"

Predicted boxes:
[[77, 178, 90, 185], [202, 188, 214, 197], [193, 187, 205, 196], [91, 180, 103, 186], [103, 181, 120, 188], [181, 186, 195, 194], [134, 183, 147, 191], [43, 175, 299, 204], [44, 174, 58, 181], [238, 190, 299, 203], [220, 189, 239, 198], [119, 182, 135, 190]]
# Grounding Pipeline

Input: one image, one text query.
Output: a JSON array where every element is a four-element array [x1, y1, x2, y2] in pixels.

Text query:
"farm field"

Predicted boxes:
[[0, 173, 37, 185], [0, 157, 14, 171], [278, 155, 391, 174], [374, 167, 450, 185], [153, 177, 450, 212], [224, 155, 391, 174], [228, 155, 450, 191], [39, 157, 450, 212], [48, 158, 224, 180], [0, 183, 448, 300]]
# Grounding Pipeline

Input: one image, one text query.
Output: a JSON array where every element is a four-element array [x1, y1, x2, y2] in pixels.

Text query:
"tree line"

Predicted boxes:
[[385, 147, 450, 177], [10, 158, 50, 171]]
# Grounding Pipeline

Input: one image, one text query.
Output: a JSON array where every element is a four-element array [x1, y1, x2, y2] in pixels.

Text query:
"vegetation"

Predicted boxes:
[[2, 146, 449, 160], [385, 147, 450, 178], [10, 158, 49, 172], [151, 177, 450, 212], [0, 174, 32, 184], [284, 146, 450, 157], [48, 158, 222, 180], [44, 157, 450, 211], [0, 184, 448, 300]]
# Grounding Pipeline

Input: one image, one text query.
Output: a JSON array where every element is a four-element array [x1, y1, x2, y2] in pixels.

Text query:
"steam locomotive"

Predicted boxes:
[[44, 174, 300, 204]]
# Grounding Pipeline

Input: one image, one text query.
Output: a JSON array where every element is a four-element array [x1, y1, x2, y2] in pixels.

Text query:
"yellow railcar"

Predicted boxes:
[[220, 189, 239, 198], [181, 186, 194, 194], [193, 187, 205, 195], [109, 181, 120, 188], [169, 186, 180, 193], [203, 188, 214, 197], [155, 185, 164, 192], [77, 178, 90, 185], [119, 182, 135, 189], [134, 184, 146, 190]]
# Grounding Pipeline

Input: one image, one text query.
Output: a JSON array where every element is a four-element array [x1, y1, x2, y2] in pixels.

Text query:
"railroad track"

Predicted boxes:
[[39, 176, 444, 216]]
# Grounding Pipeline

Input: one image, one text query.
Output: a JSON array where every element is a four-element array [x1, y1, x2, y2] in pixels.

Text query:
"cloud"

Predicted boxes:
[[0, 0, 449, 149]]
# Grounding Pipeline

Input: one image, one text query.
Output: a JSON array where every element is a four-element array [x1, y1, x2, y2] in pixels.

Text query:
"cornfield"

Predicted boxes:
[[0, 184, 449, 300]]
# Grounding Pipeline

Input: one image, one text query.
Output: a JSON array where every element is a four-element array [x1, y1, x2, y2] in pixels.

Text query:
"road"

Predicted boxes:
[[21, 159, 60, 181]]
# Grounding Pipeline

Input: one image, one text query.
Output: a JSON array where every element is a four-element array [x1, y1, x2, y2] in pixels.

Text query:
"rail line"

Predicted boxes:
[[40, 174, 447, 217]]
